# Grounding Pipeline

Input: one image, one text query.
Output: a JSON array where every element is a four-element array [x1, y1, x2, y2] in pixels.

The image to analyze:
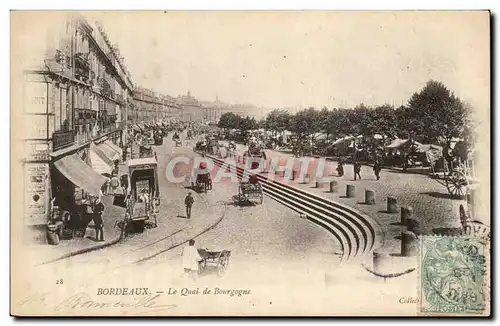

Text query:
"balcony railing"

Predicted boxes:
[[53, 130, 75, 151]]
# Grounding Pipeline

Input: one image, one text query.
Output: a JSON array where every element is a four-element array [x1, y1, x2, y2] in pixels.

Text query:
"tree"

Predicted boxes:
[[264, 109, 291, 136], [289, 108, 321, 137], [218, 112, 240, 130], [371, 104, 398, 139], [407, 80, 470, 144]]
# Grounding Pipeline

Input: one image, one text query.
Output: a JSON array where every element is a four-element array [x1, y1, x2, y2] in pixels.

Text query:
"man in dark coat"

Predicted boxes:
[[184, 192, 194, 219], [373, 160, 382, 181], [93, 199, 105, 241], [354, 161, 362, 180]]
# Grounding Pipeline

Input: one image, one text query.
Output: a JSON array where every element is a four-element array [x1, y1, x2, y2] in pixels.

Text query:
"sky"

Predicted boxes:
[[14, 11, 490, 114]]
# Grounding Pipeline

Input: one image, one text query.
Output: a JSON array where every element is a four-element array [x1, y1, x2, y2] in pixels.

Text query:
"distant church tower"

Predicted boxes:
[[216, 95, 219, 102], [187, 90, 191, 98]]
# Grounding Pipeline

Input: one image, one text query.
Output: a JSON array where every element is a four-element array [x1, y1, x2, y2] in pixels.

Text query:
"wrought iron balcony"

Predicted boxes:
[[52, 130, 75, 151]]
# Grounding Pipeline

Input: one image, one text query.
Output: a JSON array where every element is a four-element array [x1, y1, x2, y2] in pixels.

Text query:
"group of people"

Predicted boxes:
[[336, 158, 382, 181]]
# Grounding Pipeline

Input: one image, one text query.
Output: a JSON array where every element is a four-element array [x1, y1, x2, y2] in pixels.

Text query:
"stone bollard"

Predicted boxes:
[[406, 218, 421, 235], [387, 196, 398, 213], [373, 251, 392, 275], [329, 181, 338, 193], [346, 184, 355, 198], [316, 179, 323, 188], [365, 189, 375, 205], [400, 206, 413, 226], [401, 231, 419, 257]]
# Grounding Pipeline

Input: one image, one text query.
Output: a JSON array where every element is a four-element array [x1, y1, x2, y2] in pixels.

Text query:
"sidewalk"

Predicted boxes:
[[28, 164, 130, 266], [30, 146, 228, 267], [27, 193, 126, 266]]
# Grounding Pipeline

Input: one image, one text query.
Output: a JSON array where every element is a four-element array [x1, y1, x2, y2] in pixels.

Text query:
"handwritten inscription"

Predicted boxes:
[[18, 287, 252, 314], [18, 291, 177, 314]]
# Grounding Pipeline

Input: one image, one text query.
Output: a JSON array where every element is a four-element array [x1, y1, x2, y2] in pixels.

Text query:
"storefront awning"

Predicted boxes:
[[54, 154, 107, 195], [104, 140, 123, 157], [96, 142, 121, 163], [89, 143, 113, 175]]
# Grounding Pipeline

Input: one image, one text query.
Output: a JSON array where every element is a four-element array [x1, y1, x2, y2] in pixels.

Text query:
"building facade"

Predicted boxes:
[[176, 91, 205, 122], [22, 14, 134, 242], [132, 88, 182, 123]]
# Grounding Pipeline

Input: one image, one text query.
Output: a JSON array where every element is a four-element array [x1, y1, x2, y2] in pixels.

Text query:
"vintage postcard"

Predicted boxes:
[[10, 10, 490, 316]]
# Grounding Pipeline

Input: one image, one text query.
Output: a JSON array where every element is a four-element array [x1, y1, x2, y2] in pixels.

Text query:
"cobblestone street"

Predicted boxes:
[[29, 134, 341, 294], [228, 143, 466, 254]]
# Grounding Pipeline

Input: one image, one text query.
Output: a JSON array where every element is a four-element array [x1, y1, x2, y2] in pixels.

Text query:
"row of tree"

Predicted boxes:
[[217, 112, 260, 132], [218, 80, 475, 146]]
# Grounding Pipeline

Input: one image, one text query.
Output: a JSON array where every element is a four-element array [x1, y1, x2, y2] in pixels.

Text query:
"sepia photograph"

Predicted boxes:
[[10, 10, 491, 316]]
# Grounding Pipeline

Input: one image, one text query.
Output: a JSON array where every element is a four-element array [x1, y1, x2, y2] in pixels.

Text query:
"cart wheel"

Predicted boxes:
[[217, 255, 229, 276], [445, 170, 468, 198]]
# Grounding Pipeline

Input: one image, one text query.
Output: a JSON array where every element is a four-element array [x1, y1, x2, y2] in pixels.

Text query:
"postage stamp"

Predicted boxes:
[[419, 236, 488, 315]]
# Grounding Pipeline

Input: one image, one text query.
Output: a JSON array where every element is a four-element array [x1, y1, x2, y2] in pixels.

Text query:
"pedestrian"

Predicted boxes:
[[373, 160, 382, 181], [182, 239, 203, 281], [93, 196, 105, 242], [336, 159, 344, 177], [354, 161, 362, 180], [109, 174, 120, 195], [184, 192, 194, 219], [112, 160, 120, 177]]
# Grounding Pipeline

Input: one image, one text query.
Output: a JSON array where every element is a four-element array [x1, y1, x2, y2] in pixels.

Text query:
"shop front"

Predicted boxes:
[[48, 150, 108, 245]]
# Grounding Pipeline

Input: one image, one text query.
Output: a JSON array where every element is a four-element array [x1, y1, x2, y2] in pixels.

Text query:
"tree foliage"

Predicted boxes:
[[218, 112, 258, 131], [218, 80, 473, 146], [406, 80, 470, 144]]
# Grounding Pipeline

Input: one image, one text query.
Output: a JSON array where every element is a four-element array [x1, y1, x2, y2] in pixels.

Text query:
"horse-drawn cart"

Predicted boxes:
[[191, 164, 212, 193], [238, 175, 263, 204], [117, 157, 161, 233], [243, 138, 267, 164], [198, 248, 231, 276]]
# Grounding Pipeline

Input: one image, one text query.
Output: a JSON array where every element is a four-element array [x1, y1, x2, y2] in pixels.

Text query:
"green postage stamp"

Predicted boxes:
[[419, 236, 488, 315]]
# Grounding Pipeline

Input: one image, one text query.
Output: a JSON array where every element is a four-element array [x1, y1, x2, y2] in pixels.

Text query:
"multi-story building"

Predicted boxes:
[[200, 96, 227, 123], [22, 14, 134, 242], [175, 91, 205, 122], [132, 88, 182, 123]]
